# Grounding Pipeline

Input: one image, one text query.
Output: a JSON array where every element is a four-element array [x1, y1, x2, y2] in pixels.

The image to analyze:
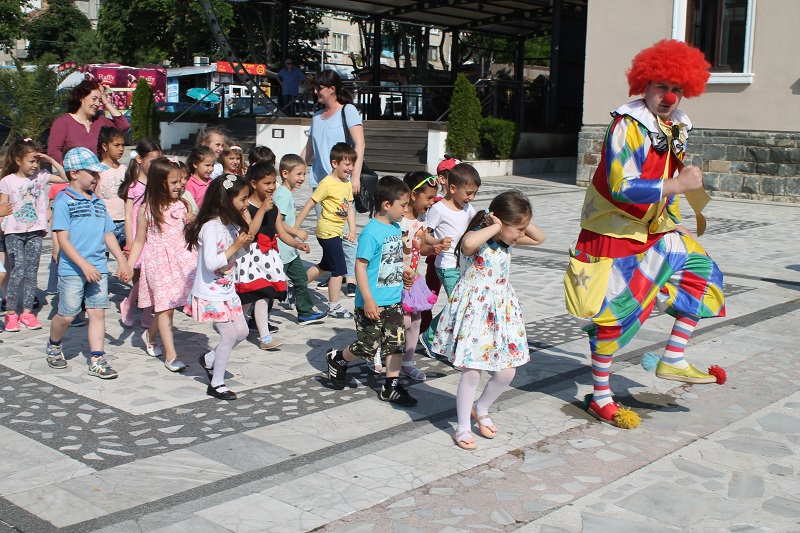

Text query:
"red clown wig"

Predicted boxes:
[[627, 40, 711, 98]]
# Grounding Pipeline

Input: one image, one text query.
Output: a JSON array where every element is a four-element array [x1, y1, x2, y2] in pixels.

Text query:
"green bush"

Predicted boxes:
[[480, 116, 520, 159], [0, 55, 67, 143], [130, 77, 160, 143], [445, 73, 482, 160]]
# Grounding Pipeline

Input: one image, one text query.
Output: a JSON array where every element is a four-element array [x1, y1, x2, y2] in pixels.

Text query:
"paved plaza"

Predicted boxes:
[[0, 175, 798, 532]]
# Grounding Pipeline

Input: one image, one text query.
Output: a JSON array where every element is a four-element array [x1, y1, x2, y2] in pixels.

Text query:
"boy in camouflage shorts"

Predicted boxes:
[[326, 176, 417, 407]]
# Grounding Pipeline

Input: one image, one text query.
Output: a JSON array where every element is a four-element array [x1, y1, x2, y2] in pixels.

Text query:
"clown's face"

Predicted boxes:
[[645, 81, 683, 121]]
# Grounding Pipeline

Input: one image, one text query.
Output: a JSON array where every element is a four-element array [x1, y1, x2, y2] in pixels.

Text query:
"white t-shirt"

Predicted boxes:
[[427, 201, 476, 270]]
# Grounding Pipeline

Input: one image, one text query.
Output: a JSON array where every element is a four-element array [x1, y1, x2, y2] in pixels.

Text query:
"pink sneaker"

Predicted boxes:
[[19, 312, 42, 330], [4, 313, 20, 332]]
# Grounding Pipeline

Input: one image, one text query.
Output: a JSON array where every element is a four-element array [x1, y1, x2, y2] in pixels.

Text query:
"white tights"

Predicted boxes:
[[245, 299, 270, 339], [456, 368, 516, 434], [205, 313, 249, 389]]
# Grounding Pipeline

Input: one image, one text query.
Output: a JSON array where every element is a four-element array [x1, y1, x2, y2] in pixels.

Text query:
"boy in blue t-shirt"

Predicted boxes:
[[46, 148, 132, 378], [326, 176, 417, 406]]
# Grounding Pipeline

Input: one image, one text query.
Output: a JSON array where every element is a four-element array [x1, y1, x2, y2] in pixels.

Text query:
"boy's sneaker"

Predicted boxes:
[[380, 381, 418, 407], [326, 348, 348, 389], [19, 312, 42, 330], [70, 316, 87, 328], [419, 333, 440, 358], [328, 306, 353, 319], [88, 358, 118, 379], [317, 278, 329, 288], [46, 341, 67, 369], [343, 283, 357, 298], [297, 310, 327, 325], [4, 313, 20, 332]]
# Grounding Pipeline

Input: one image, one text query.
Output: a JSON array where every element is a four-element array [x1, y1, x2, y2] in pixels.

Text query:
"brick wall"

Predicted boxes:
[[576, 126, 800, 202]]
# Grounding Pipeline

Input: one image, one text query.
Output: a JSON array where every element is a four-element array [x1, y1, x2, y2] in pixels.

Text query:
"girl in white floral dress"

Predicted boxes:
[[184, 174, 254, 400], [433, 191, 546, 450]]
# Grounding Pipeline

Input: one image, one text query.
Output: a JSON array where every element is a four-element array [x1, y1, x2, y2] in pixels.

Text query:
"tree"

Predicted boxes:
[[98, 0, 234, 66], [66, 29, 106, 65], [0, 54, 68, 143], [446, 73, 482, 160], [0, 0, 26, 52], [130, 77, 160, 143], [25, 0, 91, 61]]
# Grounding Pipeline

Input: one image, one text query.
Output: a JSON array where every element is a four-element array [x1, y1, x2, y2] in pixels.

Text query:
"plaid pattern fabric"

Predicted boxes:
[[62, 147, 109, 173], [578, 231, 725, 355]]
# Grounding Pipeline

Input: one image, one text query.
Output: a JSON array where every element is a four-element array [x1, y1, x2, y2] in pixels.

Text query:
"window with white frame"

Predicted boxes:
[[330, 33, 349, 52], [672, 0, 756, 83]]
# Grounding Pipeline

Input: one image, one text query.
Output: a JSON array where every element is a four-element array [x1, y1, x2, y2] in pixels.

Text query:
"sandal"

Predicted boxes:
[[452, 430, 477, 450], [471, 405, 497, 439], [401, 365, 427, 381]]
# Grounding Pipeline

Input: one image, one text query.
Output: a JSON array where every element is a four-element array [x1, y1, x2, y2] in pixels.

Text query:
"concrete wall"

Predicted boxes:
[[255, 118, 312, 163], [160, 122, 205, 150]]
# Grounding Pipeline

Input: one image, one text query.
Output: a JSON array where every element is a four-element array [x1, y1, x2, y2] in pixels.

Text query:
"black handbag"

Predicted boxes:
[[342, 105, 379, 216]]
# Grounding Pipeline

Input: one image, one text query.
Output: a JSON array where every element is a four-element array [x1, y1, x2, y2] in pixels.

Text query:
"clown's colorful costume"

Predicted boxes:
[[565, 96, 726, 428]]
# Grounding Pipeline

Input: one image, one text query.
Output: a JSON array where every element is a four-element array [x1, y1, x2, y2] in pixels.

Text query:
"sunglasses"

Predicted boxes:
[[412, 176, 438, 191]]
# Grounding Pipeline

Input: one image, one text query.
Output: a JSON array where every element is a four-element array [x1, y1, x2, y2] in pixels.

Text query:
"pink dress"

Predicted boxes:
[[128, 180, 147, 268], [138, 201, 197, 312]]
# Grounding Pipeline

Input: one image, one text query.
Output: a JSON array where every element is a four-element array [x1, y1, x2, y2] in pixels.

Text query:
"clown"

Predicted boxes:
[[564, 40, 726, 428]]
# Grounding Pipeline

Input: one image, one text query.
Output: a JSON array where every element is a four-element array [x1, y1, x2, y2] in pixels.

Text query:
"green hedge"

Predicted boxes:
[[445, 73, 482, 160], [480, 116, 520, 160], [130, 77, 160, 143]]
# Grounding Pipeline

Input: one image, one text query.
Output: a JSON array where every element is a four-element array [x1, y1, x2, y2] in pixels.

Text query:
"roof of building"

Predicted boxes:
[[270, 0, 587, 37]]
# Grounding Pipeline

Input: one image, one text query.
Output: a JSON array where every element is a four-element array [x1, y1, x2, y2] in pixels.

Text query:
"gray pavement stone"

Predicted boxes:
[[757, 412, 800, 433], [762, 496, 800, 519], [728, 472, 765, 498], [618, 481, 745, 527], [719, 437, 795, 458], [580, 512, 682, 533]]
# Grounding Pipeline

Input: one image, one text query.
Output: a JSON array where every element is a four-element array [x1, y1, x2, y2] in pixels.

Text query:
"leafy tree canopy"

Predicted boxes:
[[0, 0, 26, 51], [26, 0, 91, 61]]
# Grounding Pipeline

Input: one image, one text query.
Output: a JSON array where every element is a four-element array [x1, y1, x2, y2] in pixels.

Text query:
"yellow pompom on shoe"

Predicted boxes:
[[655, 361, 717, 384], [584, 395, 642, 429]]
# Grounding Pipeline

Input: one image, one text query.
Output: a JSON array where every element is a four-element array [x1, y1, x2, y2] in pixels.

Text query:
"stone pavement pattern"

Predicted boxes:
[[0, 175, 798, 532]]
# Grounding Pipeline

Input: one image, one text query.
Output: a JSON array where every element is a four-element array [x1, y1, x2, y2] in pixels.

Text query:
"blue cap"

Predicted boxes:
[[63, 147, 110, 173]]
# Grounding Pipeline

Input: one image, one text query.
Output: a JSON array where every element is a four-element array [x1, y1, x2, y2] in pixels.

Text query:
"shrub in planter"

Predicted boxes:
[[130, 77, 160, 143], [480, 116, 520, 159], [446, 73, 482, 160]]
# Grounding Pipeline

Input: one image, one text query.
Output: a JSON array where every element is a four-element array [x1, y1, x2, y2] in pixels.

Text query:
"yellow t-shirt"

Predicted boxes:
[[312, 174, 353, 238]]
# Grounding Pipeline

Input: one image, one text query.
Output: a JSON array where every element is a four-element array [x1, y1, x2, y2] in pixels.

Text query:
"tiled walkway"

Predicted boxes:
[[0, 175, 798, 532]]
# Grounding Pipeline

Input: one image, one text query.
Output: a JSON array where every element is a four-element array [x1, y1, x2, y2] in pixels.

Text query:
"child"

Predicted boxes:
[[185, 146, 217, 209], [295, 142, 357, 319], [421, 156, 460, 332], [185, 174, 253, 400], [221, 145, 244, 176], [395, 171, 445, 381], [0, 139, 68, 331], [46, 147, 133, 376], [95, 127, 127, 249], [248, 145, 276, 168], [118, 138, 161, 329], [273, 154, 327, 324], [433, 191, 546, 450], [419, 163, 481, 355], [326, 176, 417, 407], [197, 126, 227, 179], [126, 158, 197, 371], [235, 163, 310, 349]]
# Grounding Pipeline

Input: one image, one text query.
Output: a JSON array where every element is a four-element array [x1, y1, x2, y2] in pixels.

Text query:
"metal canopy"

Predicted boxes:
[[267, 0, 587, 38]]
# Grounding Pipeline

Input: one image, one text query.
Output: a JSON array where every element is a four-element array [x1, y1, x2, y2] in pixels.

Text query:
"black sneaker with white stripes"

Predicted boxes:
[[326, 348, 348, 389], [380, 380, 418, 407]]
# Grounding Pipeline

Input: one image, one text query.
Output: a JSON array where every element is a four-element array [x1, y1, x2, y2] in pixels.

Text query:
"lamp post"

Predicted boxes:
[[317, 26, 329, 72]]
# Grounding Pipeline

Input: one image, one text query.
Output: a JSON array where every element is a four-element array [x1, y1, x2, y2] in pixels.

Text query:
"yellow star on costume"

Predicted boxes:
[[573, 267, 592, 289]]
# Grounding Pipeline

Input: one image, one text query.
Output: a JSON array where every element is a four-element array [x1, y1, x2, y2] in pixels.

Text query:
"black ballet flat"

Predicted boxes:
[[207, 384, 236, 401], [198, 354, 213, 381]]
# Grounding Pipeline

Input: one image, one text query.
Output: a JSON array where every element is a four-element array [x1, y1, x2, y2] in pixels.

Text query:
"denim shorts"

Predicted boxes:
[[110, 220, 126, 249], [58, 274, 109, 317], [317, 236, 347, 277]]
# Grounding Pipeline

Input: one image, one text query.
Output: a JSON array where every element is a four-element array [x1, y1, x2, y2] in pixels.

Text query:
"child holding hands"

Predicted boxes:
[[45, 148, 133, 377], [185, 174, 254, 400], [326, 176, 417, 407]]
